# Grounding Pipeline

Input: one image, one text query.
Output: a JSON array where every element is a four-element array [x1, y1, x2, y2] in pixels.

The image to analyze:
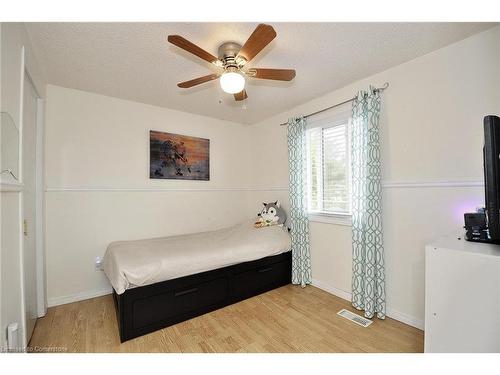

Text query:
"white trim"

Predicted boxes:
[[0, 182, 24, 192], [45, 186, 290, 192], [17, 193, 27, 348], [312, 278, 424, 330], [308, 212, 352, 226], [382, 180, 483, 188], [312, 278, 352, 301], [43, 180, 484, 192], [18, 46, 27, 349], [385, 307, 425, 331], [307, 108, 352, 129], [47, 287, 113, 308], [35, 97, 46, 318]]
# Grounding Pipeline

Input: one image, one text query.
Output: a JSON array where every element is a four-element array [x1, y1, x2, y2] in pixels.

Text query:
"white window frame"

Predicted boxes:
[[306, 109, 352, 226]]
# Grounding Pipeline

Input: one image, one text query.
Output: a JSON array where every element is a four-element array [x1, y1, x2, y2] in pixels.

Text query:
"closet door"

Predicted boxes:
[[22, 73, 39, 342]]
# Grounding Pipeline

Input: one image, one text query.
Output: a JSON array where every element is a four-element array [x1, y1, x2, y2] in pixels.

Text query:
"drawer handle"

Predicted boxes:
[[257, 267, 273, 273], [174, 287, 199, 297]]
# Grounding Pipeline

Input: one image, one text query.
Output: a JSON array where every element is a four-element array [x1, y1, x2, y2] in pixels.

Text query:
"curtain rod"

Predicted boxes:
[[279, 82, 389, 126]]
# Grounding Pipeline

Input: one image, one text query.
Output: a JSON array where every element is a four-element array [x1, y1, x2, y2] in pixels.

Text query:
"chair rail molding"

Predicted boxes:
[[381, 179, 483, 189], [0, 181, 24, 192], [45, 179, 483, 192], [45, 186, 290, 192]]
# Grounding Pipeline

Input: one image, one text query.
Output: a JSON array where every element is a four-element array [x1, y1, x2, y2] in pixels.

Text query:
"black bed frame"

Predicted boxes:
[[113, 251, 292, 342]]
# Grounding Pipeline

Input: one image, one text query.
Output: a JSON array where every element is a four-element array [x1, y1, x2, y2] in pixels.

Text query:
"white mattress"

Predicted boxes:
[[102, 221, 292, 294]]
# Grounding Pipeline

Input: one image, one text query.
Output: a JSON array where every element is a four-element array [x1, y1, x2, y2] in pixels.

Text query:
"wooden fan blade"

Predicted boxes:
[[177, 74, 219, 88], [168, 35, 218, 64], [234, 89, 248, 101], [250, 68, 296, 81], [237, 24, 277, 63]]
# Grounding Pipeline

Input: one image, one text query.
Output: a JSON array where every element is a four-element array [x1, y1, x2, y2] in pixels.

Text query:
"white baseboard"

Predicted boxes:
[[385, 307, 424, 330], [312, 278, 353, 301], [47, 288, 113, 307], [311, 278, 424, 330]]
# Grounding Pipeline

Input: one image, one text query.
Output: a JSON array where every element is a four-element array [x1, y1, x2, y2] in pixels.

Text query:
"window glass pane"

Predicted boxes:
[[306, 121, 350, 215], [322, 124, 349, 213], [307, 127, 322, 212]]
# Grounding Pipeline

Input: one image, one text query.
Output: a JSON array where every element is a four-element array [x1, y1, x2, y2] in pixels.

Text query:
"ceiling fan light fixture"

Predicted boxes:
[[220, 70, 245, 94], [168, 24, 296, 101]]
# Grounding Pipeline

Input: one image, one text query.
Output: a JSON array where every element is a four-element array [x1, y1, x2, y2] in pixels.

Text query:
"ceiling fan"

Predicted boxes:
[[167, 24, 296, 101]]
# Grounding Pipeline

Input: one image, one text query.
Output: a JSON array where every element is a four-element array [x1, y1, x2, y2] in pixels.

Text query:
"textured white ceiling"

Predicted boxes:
[[26, 22, 497, 124]]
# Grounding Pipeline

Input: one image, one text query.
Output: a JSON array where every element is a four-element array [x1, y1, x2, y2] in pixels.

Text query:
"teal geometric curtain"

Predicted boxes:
[[350, 86, 386, 319], [287, 116, 312, 287]]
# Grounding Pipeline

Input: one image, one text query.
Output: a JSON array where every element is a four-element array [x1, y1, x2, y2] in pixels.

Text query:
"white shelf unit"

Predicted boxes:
[[425, 231, 500, 352]]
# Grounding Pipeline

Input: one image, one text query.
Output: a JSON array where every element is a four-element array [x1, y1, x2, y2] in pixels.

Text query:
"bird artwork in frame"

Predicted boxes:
[[150, 130, 210, 181]]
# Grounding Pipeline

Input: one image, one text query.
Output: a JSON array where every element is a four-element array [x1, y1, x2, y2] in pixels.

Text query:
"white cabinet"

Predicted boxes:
[[425, 232, 500, 352]]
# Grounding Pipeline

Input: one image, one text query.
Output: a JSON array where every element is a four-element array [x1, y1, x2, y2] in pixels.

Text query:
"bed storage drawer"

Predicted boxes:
[[131, 277, 228, 329], [231, 257, 291, 299], [115, 251, 291, 342]]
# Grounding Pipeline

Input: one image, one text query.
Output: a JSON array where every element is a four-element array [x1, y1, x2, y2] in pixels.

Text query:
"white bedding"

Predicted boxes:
[[102, 221, 292, 294]]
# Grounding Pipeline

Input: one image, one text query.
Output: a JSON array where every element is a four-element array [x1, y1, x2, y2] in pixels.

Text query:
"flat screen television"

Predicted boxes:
[[484, 115, 500, 240]]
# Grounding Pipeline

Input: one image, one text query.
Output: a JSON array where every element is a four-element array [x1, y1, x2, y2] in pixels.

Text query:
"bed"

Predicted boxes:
[[102, 221, 292, 342]]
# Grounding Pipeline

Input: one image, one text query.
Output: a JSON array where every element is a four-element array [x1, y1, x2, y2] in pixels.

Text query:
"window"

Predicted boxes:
[[306, 112, 351, 222]]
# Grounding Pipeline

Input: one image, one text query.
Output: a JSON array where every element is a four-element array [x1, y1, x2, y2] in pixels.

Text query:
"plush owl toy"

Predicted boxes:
[[254, 201, 287, 228]]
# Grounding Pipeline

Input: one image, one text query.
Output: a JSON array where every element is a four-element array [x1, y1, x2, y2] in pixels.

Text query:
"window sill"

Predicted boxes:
[[308, 212, 352, 226]]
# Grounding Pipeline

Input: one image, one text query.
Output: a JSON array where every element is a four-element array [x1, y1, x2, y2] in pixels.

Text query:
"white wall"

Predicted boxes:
[[41, 26, 500, 331], [44, 85, 254, 306], [245, 26, 500, 328], [1, 22, 46, 348]]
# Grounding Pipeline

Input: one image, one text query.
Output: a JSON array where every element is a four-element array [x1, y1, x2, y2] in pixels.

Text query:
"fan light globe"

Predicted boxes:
[[220, 71, 245, 94]]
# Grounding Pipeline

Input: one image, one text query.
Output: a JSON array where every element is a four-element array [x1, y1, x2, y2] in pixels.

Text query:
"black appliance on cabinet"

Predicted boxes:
[[465, 115, 500, 243]]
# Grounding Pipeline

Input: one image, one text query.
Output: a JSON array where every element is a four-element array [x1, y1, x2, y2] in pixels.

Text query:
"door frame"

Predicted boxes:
[[34, 94, 46, 318], [19, 49, 46, 347], [23, 69, 46, 317]]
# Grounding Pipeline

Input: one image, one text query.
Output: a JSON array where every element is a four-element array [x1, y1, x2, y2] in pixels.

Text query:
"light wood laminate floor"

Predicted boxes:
[[29, 285, 423, 352]]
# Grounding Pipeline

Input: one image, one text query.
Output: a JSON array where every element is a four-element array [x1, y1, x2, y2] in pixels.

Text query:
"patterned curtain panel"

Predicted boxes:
[[287, 116, 312, 287], [350, 86, 386, 319]]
